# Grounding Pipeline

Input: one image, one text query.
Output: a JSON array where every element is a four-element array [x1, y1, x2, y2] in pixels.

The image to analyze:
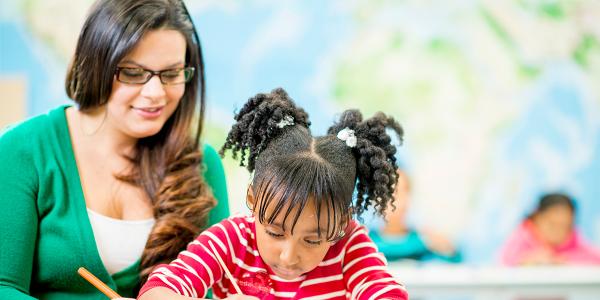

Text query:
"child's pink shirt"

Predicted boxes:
[[500, 220, 600, 266], [139, 214, 407, 299]]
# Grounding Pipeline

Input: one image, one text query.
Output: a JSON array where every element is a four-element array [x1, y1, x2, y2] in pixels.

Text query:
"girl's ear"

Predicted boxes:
[[246, 186, 256, 211]]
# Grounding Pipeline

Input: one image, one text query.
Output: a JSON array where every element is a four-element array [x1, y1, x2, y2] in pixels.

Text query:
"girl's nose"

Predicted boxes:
[[279, 242, 300, 266]]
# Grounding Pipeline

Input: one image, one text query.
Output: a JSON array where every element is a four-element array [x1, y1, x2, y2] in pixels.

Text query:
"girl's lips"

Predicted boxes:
[[132, 106, 164, 119], [273, 266, 301, 279]]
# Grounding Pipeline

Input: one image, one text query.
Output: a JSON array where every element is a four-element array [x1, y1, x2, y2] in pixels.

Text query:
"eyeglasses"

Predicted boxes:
[[115, 66, 195, 85]]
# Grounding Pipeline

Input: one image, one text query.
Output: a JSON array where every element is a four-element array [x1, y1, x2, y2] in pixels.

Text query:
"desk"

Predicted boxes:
[[388, 264, 600, 300]]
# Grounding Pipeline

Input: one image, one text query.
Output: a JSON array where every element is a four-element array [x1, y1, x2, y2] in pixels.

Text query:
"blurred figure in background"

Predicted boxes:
[[500, 193, 600, 266], [369, 169, 462, 263]]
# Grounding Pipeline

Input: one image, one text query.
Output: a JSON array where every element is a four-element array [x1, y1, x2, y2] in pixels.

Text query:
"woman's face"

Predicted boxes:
[[533, 204, 574, 247], [106, 29, 187, 139], [251, 194, 334, 280]]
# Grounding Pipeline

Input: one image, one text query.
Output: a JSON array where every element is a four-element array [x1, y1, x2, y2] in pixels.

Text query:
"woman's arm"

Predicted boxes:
[[0, 130, 39, 300], [202, 144, 230, 225]]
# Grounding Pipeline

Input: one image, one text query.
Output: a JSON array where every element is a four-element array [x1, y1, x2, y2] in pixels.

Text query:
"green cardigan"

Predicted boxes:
[[0, 106, 229, 299]]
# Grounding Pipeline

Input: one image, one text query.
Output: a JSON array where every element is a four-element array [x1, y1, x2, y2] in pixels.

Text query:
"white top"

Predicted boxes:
[[87, 208, 155, 275]]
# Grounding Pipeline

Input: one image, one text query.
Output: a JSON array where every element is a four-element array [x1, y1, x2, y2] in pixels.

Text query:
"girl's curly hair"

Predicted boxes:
[[221, 88, 403, 241]]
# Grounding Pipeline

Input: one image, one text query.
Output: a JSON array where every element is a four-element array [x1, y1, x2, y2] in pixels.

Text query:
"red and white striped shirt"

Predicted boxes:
[[139, 215, 407, 299]]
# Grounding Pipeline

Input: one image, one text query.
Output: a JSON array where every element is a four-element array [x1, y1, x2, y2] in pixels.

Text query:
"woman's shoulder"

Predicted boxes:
[[202, 143, 221, 165], [202, 143, 218, 154], [0, 105, 69, 146]]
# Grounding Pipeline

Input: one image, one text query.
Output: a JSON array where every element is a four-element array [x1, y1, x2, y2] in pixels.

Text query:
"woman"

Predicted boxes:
[[0, 0, 229, 298]]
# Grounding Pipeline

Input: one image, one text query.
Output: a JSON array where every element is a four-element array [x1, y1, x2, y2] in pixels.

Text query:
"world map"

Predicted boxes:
[[2, 0, 600, 264]]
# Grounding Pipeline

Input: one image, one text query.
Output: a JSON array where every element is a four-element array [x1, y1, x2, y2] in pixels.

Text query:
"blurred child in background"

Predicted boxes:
[[500, 193, 600, 266], [369, 169, 462, 263]]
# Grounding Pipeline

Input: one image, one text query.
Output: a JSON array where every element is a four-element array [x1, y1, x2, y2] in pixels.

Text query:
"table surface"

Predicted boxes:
[[387, 263, 600, 300]]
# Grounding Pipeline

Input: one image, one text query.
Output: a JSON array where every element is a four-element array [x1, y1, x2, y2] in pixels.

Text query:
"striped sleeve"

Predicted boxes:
[[138, 219, 240, 298], [342, 223, 408, 300]]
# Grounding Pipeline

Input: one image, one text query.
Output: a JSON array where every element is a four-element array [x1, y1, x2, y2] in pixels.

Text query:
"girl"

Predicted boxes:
[[138, 88, 408, 299], [500, 193, 600, 266]]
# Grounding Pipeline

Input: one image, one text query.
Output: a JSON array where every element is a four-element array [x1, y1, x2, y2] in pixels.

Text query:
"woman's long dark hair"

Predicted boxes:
[[221, 88, 403, 241], [66, 0, 215, 281]]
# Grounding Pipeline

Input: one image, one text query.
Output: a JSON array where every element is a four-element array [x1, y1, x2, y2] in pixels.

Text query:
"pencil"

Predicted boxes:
[[208, 240, 243, 295], [78, 267, 122, 299]]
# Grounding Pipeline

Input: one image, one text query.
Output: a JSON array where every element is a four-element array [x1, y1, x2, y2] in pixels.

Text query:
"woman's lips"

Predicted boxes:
[[132, 106, 164, 119]]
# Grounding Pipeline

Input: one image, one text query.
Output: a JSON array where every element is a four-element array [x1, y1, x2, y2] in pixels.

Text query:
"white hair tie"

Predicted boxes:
[[276, 115, 295, 128], [337, 127, 357, 148]]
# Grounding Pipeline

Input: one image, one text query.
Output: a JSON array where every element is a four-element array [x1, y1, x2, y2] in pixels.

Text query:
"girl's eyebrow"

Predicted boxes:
[[266, 223, 284, 230], [269, 222, 325, 235], [268, 222, 284, 229], [305, 228, 327, 235]]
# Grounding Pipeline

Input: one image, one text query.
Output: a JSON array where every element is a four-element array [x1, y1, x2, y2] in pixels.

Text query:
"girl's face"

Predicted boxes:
[[251, 195, 334, 280], [105, 29, 187, 140], [533, 204, 574, 247]]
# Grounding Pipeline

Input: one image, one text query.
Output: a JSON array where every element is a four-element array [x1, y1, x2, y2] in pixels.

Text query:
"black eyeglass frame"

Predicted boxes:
[[115, 66, 195, 85]]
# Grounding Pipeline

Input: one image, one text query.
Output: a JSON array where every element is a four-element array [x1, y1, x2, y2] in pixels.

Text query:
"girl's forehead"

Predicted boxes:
[[261, 197, 331, 231]]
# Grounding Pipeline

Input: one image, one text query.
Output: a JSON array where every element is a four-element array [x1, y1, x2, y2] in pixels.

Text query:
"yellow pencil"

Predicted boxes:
[[78, 267, 121, 299], [208, 240, 244, 295]]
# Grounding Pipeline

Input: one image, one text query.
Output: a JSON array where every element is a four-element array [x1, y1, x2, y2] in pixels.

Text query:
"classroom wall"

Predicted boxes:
[[1, 0, 599, 265], [0, 76, 26, 128]]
